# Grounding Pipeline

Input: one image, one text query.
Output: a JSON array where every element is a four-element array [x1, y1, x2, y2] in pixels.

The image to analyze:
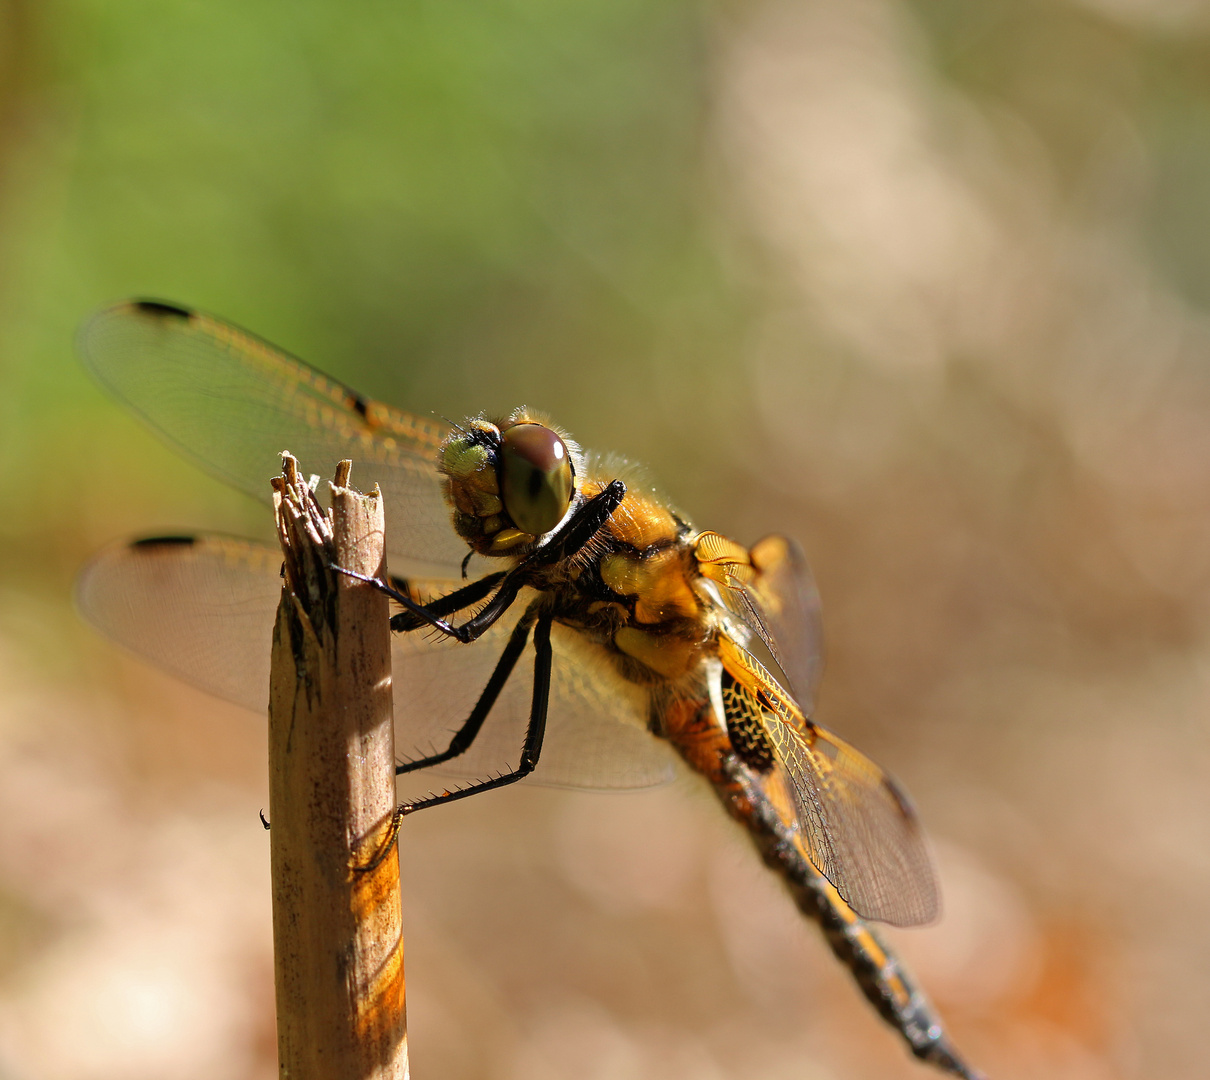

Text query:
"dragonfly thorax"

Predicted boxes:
[[542, 481, 719, 686]]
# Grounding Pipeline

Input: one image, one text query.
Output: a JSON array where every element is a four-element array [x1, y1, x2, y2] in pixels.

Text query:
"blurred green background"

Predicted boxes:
[[4, 0, 1210, 1077]]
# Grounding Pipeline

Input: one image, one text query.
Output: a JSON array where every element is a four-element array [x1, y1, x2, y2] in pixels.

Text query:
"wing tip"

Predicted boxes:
[[838, 875, 941, 928]]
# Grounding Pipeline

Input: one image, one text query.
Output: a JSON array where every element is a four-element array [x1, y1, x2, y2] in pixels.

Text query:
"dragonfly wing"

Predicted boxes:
[[77, 535, 283, 714], [77, 535, 674, 791], [719, 638, 938, 927], [79, 301, 466, 578], [390, 611, 674, 792], [761, 716, 938, 927], [748, 535, 823, 712], [542, 624, 676, 788], [695, 532, 823, 712]]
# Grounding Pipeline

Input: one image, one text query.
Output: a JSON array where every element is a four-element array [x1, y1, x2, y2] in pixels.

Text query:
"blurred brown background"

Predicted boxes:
[[2, 0, 1208, 1077]]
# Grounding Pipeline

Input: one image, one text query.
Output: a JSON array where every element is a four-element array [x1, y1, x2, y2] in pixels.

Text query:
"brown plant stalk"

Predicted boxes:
[[268, 454, 408, 1080]]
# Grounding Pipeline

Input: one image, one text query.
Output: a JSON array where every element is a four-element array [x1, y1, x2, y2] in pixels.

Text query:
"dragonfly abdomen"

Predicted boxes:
[[658, 691, 981, 1080]]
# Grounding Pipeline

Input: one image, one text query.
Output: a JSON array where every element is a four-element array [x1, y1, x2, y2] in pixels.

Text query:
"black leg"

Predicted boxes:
[[335, 480, 625, 643], [388, 570, 506, 632], [394, 605, 535, 775], [356, 605, 555, 872], [397, 605, 554, 815]]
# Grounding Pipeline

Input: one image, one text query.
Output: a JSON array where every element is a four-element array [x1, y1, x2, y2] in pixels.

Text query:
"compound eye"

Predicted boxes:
[[499, 423, 574, 536]]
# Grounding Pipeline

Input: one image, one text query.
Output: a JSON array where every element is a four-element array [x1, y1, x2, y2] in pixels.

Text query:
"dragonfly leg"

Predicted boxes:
[[394, 605, 553, 814], [394, 604, 534, 775], [387, 570, 506, 632], [333, 481, 625, 644]]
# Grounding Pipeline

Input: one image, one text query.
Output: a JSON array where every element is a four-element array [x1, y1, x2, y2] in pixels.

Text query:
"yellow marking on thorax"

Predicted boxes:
[[605, 491, 680, 549], [600, 547, 699, 624]]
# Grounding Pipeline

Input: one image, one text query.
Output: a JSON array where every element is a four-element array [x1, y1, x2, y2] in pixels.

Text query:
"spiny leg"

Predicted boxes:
[[398, 605, 553, 814], [388, 570, 505, 632], [395, 605, 534, 775], [360, 605, 555, 872]]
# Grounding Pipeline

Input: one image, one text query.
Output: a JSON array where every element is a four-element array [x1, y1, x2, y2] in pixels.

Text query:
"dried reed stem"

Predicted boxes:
[[268, 454, 407, 1080]]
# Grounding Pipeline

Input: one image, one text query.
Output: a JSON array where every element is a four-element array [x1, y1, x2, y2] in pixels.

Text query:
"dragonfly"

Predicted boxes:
[[76, 300, 982, 1079]]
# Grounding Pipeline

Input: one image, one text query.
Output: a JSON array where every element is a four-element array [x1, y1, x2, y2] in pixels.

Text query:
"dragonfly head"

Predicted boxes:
[[439, 410, 579, 557]]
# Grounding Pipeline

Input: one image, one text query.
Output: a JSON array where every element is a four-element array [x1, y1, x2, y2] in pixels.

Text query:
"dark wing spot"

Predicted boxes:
[[130, 535, 198, 549], [131, 300, 193, 320], [350, 394, 370, 420], [720, 667, 777, 773], [882, 773, 919, 820]]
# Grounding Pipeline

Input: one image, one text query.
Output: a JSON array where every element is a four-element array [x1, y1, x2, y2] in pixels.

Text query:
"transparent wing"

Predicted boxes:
[[719, 637, 938, 927], [79, 300, 467, 578], [78, 535, 284, 712], [747, 534, 823, 710], [695, 532, 824, 713], [76, 535, 674, 791], [390, 609, 673, 792]]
